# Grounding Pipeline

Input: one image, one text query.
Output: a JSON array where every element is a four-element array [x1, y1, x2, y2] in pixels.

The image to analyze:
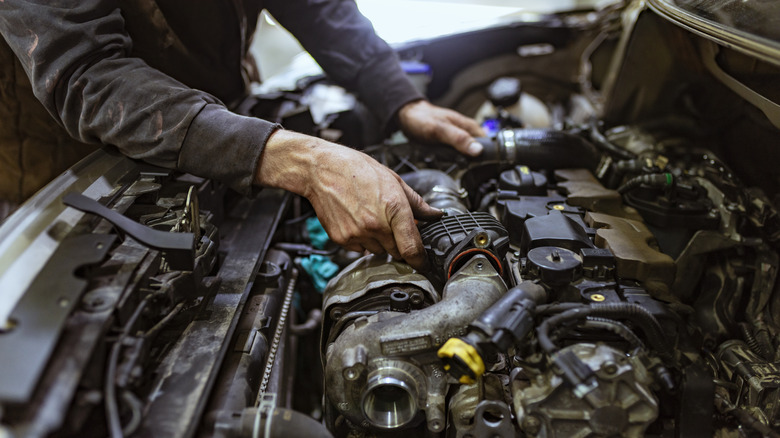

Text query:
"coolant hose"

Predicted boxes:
[[474, 129, 601, 172]]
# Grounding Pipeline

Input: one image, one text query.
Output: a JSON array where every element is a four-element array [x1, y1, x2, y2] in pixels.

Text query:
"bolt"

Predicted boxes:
[[523, 416, 541, 435], [590, 294, 606, 302], [330, 308, 344, 320], [344, 367, 359, 381], [476, 262, 484, 271], [603, 362, 618, 375]]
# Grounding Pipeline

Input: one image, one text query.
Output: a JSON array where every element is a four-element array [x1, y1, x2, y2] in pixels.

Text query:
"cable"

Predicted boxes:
[[105, 295, 152, 438]]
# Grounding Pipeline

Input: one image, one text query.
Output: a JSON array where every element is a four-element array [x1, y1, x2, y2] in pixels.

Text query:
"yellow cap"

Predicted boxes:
[[437, 338, 486, 384]]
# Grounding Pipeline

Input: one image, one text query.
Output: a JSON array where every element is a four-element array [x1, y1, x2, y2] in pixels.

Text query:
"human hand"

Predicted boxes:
[[255, 130, 442, 269], [397, 100, 486, 156]]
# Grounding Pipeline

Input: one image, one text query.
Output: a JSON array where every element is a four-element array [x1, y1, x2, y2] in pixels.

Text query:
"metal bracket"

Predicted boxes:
[[472, 400, 516, 438], [0, 233, 116, 403], [63, 192, 195, 271]]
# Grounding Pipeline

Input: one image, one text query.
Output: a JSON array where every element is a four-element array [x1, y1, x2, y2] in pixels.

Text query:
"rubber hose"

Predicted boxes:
[[617, 173, 671, 194], [588, 124, 635, 160], [475, 129, 601, 171], [266, 408, 333, 438], [583, 317, 646, 350], [739, 322, 770, 361], [401, 169, 467, 213], [537, 302, 672, 360]]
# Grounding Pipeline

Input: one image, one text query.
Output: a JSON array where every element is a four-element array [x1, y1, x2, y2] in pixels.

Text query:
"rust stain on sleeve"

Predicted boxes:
[[45, 68, 60, 93], [152, 110, 163, 140], [26, 30, 38, 58]]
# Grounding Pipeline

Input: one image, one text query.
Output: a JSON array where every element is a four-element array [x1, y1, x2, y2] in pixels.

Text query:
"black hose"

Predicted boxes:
[[537, 302, 672, 360], [582, 317, 646, 350], [617, 173, 672, 194], [401, 169, 459, 194], [739, 322, 771, 361], [475, 129, 602, 172], [477, 191, 498, 212], [588, 123, 635, 160], [401, 169, 467, 213], [266, 408, 333, 438], [290, 309, 322, 335]]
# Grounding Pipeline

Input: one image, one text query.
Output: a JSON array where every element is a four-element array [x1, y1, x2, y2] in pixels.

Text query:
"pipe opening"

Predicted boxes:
[[362, 376, 417, 429]]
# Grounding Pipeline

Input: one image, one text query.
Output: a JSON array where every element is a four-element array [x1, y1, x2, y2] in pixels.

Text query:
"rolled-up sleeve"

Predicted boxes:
[[0, 0, 277, 195], [265, 0, 424, 131]]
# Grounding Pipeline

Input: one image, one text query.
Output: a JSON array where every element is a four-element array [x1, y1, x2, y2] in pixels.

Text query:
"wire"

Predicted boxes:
[[105, 295, 152, 438]]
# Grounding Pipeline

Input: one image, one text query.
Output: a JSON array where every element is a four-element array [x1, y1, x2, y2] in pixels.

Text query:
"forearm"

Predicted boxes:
[[0, 0, 270, 194], [265, 0, 423, 131]]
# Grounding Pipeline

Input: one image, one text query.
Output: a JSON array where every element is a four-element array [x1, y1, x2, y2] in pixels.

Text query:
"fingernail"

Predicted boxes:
[[467, 141, 483, 156]]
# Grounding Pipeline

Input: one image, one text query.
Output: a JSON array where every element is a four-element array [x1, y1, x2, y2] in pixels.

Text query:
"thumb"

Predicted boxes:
[[400, 180, 443, 221]]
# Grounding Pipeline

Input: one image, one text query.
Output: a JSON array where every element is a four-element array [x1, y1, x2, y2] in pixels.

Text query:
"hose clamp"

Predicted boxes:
[[500, 129, 517, 163]]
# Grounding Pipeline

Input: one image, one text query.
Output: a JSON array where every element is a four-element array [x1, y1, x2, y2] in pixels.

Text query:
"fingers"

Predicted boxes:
[[400, 179, 443, 221], [398, 100, 486, 156], [386, 199, 427, 270], [448, 110, 487, 138]]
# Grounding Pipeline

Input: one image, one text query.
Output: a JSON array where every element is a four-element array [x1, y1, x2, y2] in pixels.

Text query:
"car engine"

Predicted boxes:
[[1, 1, 780, 437]]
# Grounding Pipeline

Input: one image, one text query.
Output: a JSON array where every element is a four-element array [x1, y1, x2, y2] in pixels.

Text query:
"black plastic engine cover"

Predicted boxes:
[[520, 210, 594, 256]]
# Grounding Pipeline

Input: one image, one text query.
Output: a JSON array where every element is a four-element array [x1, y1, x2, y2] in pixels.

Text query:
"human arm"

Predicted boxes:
[[0, 0, 276, 195], [264, 0, 485, 155], [255, 129, 442, 269]]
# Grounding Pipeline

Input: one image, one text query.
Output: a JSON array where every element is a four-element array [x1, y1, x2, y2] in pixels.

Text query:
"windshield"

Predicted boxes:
[[355, 0, 600, 44], [670, 0, 780, 42], [653, 0, 780, 48]]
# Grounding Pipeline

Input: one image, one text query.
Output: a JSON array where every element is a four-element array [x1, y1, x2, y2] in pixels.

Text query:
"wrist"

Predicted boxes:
[[396, 99, 427, 132], [254, 130, 322, 198]]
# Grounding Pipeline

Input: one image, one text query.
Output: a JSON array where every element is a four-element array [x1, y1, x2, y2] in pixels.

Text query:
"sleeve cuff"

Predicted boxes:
[[178, 104, 281, 196]]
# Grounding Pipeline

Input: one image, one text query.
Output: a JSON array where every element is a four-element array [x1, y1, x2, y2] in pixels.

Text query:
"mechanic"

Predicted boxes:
[[0, 1, 485, 269]]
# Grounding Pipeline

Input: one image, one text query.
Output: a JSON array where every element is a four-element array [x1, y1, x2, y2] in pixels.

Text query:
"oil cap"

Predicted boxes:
[[526, 246, 582, 286]]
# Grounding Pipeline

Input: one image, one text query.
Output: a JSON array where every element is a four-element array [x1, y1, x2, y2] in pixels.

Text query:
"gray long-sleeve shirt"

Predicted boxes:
[[0, 0, 422, 197]]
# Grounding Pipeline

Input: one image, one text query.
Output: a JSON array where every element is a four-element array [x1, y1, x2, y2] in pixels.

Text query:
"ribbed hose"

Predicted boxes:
[[739, 322, 770, 361], [582, 317, 646, 351], [617, 173, 672, 194], [537, 303, 672, 360], [475, 129, 601, 172]]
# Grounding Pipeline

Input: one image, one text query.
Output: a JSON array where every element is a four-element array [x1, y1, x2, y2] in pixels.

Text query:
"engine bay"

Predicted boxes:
[[1, 2, 780, 437]]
